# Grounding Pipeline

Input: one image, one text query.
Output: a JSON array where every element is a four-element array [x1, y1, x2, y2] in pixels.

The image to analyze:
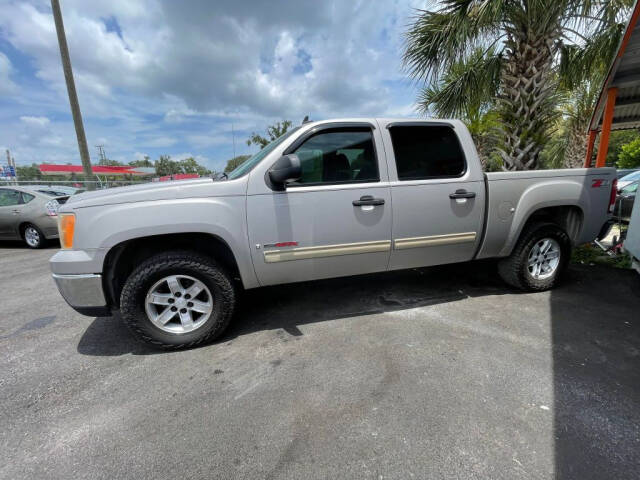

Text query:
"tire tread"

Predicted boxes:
[[120, 251, 235, 350], [498, 222, 571, 292]]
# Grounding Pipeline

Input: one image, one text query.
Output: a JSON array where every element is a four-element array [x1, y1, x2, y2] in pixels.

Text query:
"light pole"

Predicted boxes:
[[50, 0, 94, 190]]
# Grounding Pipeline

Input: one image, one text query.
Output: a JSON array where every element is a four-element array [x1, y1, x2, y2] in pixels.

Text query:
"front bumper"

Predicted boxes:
[[52, 273, 111, 317]]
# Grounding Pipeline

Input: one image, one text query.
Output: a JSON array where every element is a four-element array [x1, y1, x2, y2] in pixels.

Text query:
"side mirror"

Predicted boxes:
[[268, 154, 302, 187]]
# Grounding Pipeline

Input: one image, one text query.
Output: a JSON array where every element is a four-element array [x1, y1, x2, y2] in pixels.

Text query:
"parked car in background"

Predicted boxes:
[[0, 186, 69, 248], [50, 118, 617, 349], [618, 170, 640, 190], [616, 168, 639, 179], [613, 180, 638, 223]]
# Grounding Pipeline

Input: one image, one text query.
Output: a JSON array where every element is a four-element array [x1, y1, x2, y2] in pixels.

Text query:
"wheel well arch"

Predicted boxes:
[[18, 222, 35, 236], [514, 205, 584, 250], [102, 232, 241, 308]]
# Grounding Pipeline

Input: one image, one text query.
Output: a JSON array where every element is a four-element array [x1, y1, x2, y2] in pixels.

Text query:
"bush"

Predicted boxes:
[[617, 137, 640, 169]]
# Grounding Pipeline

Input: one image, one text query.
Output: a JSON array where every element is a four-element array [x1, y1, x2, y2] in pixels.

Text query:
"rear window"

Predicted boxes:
[[36, 189, 70, 197], [389, 125, 466, 180]]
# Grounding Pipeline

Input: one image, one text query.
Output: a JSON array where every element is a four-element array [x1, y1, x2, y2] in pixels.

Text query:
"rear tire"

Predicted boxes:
[[120, 251, 236, 350], [22, 223, 45, 249], [498, 222, 571, 292]]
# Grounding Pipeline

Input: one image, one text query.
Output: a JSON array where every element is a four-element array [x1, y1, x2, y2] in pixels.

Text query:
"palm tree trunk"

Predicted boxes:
[[563, 126, 589, 168], [497, 27, 560, 170]]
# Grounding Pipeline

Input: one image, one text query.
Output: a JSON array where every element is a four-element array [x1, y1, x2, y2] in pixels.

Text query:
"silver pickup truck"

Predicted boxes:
[[50, 118, 617, 349]]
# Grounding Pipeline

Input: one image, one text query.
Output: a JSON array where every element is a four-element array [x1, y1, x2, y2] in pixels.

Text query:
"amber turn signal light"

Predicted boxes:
[[59, 214, 75, 249]]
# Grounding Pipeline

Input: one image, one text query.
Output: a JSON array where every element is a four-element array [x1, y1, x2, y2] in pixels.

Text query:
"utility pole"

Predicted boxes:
[[5, 149, 17, 184], [96, 145, 107, 164], [50, 0, 94, 190]]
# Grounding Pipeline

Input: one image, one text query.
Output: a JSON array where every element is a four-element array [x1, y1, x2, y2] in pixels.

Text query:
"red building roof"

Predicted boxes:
[[39, 164, 155, 176]]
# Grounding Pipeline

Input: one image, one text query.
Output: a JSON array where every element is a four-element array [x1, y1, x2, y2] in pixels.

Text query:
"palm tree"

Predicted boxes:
[[404, 0, 633, 170], [544, 78, 603, 168], [419, 47, 501, 168]]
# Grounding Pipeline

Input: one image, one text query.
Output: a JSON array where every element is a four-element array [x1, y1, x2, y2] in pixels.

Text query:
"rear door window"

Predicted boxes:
[[389, 125, 466, 180]]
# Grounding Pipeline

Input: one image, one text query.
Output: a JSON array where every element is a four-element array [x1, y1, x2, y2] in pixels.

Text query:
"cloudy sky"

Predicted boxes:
[[0, 0, 426, 172]]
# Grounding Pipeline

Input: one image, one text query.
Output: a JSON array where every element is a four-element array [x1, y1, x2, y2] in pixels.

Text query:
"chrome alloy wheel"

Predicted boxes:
[[527, 238, 561, 280], [24, 226, 40, 247], [144, 275, 214, 334]]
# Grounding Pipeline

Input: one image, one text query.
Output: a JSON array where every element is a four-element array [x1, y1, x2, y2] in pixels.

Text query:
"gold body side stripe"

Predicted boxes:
[[393, 232, 476, 250], [264, 240, 391, 263]]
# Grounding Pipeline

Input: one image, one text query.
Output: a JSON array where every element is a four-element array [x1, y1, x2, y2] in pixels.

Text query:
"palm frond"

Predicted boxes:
[[417, 46, 502, 118], [403, 1, 506, 82], [559, 20, 625, 89]]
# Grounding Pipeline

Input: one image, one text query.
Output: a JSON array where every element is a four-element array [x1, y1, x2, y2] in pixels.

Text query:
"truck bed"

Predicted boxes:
[[476, 168, 616, 259]]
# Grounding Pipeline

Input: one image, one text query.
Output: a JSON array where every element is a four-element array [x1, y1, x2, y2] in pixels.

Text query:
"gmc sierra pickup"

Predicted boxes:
[[50, 118, 617, 349]]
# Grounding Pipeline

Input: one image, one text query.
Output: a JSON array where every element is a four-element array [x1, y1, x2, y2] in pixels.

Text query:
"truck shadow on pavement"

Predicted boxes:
[[77, 259, 509, 356], [227, 259, 509, 339]]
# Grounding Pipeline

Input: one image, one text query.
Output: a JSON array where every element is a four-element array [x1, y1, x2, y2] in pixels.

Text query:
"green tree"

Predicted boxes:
[[151, 155, 211, 176], [154, 155, 181, 176], [617, 137, 640, 169], [179, 157, 211, 176], [404, 0, 632, 171], [224, 154, 251, 173], [15, 163, 43, 181], [129, 156, 154, 168], [97, 158, 123, 166], [247, 120, 292, 149], [540, 77, 604, 169], [606, 130, 640, 166]]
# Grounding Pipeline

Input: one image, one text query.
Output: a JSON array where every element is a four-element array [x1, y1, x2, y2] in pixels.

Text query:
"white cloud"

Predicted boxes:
[[0, 52, 17, 95], [20, 115, 50, 127], [0, 0, 421, 166]]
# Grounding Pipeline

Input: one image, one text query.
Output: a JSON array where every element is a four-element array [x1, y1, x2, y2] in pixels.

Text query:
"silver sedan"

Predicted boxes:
[[0, 186, 69, 248]]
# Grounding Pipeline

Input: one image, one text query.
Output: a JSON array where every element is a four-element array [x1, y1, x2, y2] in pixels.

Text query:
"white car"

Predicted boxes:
[[618, 170, 640, 191]]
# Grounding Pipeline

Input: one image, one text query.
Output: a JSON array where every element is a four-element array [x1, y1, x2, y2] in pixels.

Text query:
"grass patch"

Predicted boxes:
[[571, 244, 632, 269]]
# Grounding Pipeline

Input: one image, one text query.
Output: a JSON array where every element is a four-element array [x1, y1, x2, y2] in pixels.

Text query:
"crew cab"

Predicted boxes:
[[50, 118, 617, 349]]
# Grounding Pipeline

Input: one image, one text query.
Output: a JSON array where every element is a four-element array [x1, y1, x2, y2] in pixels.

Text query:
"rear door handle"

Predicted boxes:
[[449, 189, 476, 199], [353, 195, 385, 206]]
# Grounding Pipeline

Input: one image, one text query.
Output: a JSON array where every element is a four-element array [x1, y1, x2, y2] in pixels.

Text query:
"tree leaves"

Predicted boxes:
[[247, 120, 293, 149], [404, 0, 633, 170]]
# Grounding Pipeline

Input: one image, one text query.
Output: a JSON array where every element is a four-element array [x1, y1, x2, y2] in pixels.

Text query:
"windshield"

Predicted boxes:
[[620, 170, 640, 183], [227, 126, 301, 180]]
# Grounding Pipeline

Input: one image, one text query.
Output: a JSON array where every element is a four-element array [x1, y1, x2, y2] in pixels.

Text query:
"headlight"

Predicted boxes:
[[58, 213, 76, 249]]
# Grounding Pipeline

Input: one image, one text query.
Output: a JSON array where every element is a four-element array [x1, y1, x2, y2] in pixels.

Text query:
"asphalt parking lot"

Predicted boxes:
[[1, 243, 639, 480]]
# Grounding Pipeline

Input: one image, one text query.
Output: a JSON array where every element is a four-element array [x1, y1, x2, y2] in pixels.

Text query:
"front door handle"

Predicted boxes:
[[449, 189, 476, 199], [12, 209, 20, 214], [353, 195, 385, 206]]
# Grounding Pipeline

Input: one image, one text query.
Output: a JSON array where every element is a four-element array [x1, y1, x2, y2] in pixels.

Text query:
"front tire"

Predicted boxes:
[[498, 222, 571, 291], [120, 251, 236, 349]]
